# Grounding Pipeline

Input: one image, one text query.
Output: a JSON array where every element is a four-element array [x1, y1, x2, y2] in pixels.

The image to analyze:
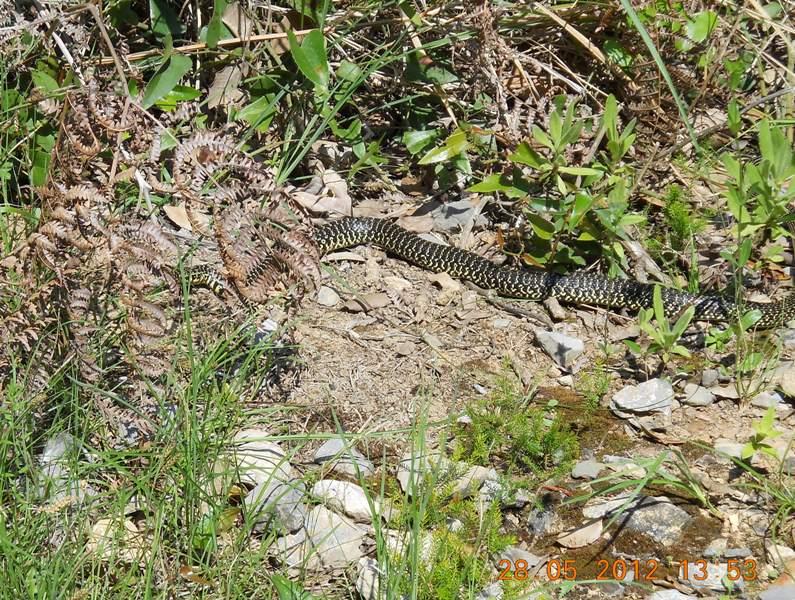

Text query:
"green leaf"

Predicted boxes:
[[531, 126, 554, 150], [155, 85, 201, 110], [557, 166, 603, 176], [271, 574, 320, 599], [623, 339, 642, 354], [418, 129, 468, 165], [671, 306, 696, 339], [31, 70, 59, 94], [509, 142, 546, 169], [603, 40, 633, 69], [527, 213, 555, 240], [149, 0, 185, 38], [206, 0, 228, 48], [686, 10, 718, 43], [403, 129, 441, 155], [727, 99, 741, 135], [236, 95, 278, 132], [337, 60, 362, 83], [287, 29, 329, 90], [142, 55, 192, 108]]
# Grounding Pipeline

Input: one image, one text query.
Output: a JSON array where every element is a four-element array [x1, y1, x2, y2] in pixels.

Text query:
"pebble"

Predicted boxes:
[[679, 561, 744, 592], [536, 330, 585, 369], [558, 374, 574, 387], [681, 383, 715, 406], [312, 480, 377, 523], [316, 285, 341, 307], [714, 439, 745, 459], [450, 465, 497, 500], [773, 361, 795, 397], [314, 437, 375, 478], [475, 582, 503, 600], [394, 341, 416, 356], [498, 547, 544, 569], [751, 391, 782, 409], [491, 318, 511, 329], [646, 591, 697, 600], [701, 368, 720, 388], [610, 379, 674, 418], [245, 478, 307, 534], [571, 460, 603, 480], [760, 584, 795, 600], [711, 385, 740, 399]]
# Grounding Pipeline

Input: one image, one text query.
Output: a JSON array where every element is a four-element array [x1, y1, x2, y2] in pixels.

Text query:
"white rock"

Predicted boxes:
[[312, 480, 377, 523], [682, 383, 715, 406], [356, 557, 385, 600], [536, 330, 584, 369], [273, 505, 364, 569], [314, 437, 374, 477], [610, 379, 673, 418], [317, 285, 341, 307]]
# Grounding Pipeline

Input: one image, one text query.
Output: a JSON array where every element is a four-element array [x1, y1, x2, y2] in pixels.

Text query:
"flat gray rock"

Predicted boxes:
[[682, 383, 715, 406], [646, 591, 696, 600], [273, 505, 365, 569], [571, 460, 603, 479], [751, 391, 782, 409], [678, 560, 744, 592], [536, 330, 584, 369], [356, 557, 385, 600], [584, 494, 690, 546], [701, 369, 720, 388], [611, 379, 674, 418], [312, 480, 377, 523], [314, 437, 374, 477], [245, 477, 307, 534], [316, 285, 341, 307], [760, 584, 795, 600]]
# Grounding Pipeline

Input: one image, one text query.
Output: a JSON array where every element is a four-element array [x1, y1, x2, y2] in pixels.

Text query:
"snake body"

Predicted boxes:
[[312, 217, 795, 329]]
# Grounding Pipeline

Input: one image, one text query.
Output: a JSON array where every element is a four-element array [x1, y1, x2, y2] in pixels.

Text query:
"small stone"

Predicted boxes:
[[316, 285, 340, 307], [312, 480, 377, 523], [273, 505, 365, 569], [557, 520, 604, 548], [456, 414, 473, 426], [344, 292, 391, 312], [395, 341, 416, 356], [446, 518, 464, 533], [701, 369, 720, 388], [245, 477, 307, 534], [679, 561, 744, 592], [479, 478, 504, 503], [781, 328, 795, 350], [773, 361, 795, 397], [571, 460, 603, 479], [536, 330, 585, 369], [704, 538, 727, 558], [314, 437, 375, 478], [356, 558, 384, 600], [761, 584, 795, 600], [558, 374, 574, 387], [491, 318, 511, 329], [711, 385, 740, 399], [724, 547, 752, 558], [682, 383, 715, 406], [766, 543, 795, 567], [451, 465, 497, 500], [646, 591, 697, 600], [714, 439, 745, 459], [498, 547, 544, 569], [751, 391, 782, 409], [610, 379, 674, 418], [475, 582, 503, 600]]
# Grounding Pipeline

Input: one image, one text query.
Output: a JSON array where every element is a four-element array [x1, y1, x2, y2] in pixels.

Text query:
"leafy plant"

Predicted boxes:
[[470, 95, 642, 274], [741, 407, 782, 461], [625, 285, 695, 364], [722, 120, 795, 246]]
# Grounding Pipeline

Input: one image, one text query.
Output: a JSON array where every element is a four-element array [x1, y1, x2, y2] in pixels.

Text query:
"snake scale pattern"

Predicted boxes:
[[312, 217, 795, 329]]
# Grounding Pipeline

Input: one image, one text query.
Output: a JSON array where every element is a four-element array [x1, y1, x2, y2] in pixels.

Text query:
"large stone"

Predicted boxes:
[[610, 379, 674, 418], [314, 437, 374, 477], [312, 480, 378, 523], [245, 477, 307, 534], [273, 505, 364, 569], [536, 330, 584, 369]]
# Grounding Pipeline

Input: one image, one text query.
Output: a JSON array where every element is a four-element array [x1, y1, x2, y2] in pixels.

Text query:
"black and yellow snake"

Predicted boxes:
[[309, 217, 795, 329]]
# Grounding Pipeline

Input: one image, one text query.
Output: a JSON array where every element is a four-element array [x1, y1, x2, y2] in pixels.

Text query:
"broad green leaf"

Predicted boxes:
[[557, 166, 603, 176], [287, 29, 329, 90], [271, 574, 319, 599], [527, 213, 555, 240], [32, 70, 59, 93], [142, 55, 192, 108], [418, 130, 467, 165], [403, 129, 441, 155], [149, 0, 185, 37], [155, 85, 201, 110], [531, 126, 553, 150], [337, 60, 362, 82], [206, 0, 228, 48], [468, 173, 513, 193], [603, 40, 633, 69], [686, 10, 718, 43], [509, 142, 546, 168], [236, 95, 278, 131], [671, 306, 696, 339]]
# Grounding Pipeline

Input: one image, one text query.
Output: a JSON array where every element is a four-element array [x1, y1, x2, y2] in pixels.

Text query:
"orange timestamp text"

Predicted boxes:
[[497, 558, 759, 582]]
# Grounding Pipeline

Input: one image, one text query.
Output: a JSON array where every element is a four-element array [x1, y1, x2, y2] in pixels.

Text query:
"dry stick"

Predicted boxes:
[[658, 85, 795, 159], [97, 27, 328, 66], [84, 3, 128, 88]]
